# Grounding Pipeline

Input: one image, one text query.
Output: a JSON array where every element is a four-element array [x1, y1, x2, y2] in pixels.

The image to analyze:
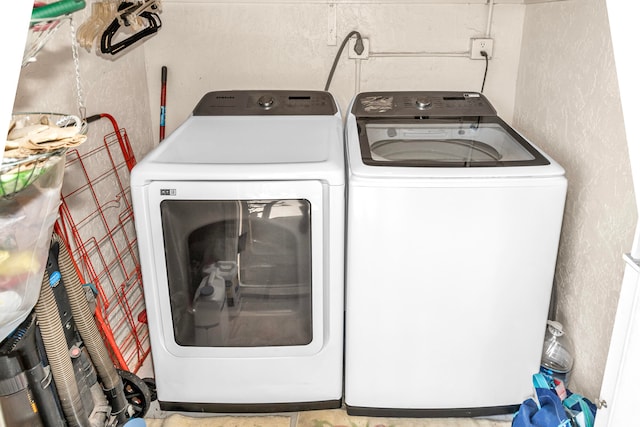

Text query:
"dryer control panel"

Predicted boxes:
[[352, 91, 497, 118], [194, 90, 338, 116]]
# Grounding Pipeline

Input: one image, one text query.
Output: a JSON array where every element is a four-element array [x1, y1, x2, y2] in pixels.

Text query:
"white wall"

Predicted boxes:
[[514, 0, 637, 401], [13, 9, 154, 163], [592, 3, 640, 424], [143, 1, 526, 141], [606, 2, 640, 257]]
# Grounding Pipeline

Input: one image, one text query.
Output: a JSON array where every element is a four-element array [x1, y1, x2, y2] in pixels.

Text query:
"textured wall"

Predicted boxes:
[[142, 2, 525, 140], [514, 0, 637, 401], [13, 13, 154, 162]]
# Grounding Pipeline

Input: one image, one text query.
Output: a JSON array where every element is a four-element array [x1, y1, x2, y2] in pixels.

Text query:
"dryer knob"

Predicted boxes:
[[258, 95, 276, 109], [415, 97, 432, 110]]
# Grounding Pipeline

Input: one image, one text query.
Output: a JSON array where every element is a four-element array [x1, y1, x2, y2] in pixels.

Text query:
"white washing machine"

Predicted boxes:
[[131, 90, 345, 412], [344, 91, 567, 417]]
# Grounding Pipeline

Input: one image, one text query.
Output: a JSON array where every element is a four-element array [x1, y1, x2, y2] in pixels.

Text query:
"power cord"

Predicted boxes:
[[480, 50, 489, 93], [324, 30, 364, 91]]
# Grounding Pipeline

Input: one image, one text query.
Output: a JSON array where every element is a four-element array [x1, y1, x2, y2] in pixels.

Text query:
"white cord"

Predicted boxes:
[[485, 0, 495, 37], [370, 51, 468, 58]]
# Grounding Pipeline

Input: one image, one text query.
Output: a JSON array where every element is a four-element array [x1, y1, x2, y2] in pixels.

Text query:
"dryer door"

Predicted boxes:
[[143, 180, 325, 357]]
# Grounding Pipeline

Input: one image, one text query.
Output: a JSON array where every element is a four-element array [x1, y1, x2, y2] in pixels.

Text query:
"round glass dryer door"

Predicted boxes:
[[359, 117, 550, 167]]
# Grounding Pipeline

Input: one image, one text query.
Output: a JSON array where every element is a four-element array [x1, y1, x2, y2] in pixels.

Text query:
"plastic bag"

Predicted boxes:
[[512, 373, 596, 427]]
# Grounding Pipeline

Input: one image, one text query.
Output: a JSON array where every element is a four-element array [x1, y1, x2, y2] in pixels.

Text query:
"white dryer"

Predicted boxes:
[[344, 92, 567, 417], [131, 90, 345, 412]]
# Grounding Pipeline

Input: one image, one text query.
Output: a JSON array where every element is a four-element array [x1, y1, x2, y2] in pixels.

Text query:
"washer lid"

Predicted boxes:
[[358, 116, 549, 167]]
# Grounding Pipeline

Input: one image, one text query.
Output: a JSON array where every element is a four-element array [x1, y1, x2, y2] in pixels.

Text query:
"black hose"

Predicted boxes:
[[3, 313, 66, 425], [324, 30, 363, 91], [480, 50, 489, 93], [52, 233, 129, 425], [35, 270, 91, 427]]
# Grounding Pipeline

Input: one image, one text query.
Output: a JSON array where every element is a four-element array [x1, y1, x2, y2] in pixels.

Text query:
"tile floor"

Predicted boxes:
[[144, 405, 513, 427], [145, 404, 513, 427], [138, 357, 514, 427]]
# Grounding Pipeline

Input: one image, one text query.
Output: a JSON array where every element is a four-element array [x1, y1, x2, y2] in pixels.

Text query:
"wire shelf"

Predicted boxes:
[[0, 148, 66, 198]]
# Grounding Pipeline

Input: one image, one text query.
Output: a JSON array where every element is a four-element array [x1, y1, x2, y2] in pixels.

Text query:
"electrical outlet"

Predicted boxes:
[[348, 37, 370, 59], [470, 38, 494, 60]]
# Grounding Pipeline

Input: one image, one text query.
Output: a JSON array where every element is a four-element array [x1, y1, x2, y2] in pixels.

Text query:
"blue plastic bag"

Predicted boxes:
[[512, 374, 572, 427], [564, 390, 597, 427], [512, 374, 596, 427]]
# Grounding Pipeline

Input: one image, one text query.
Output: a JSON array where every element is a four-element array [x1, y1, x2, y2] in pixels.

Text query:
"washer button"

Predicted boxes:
[[258, 95, 275, 109], [416, 97, 432, 110]]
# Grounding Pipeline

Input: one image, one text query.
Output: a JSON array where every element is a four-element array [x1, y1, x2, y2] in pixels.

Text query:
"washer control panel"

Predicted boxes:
[[352, 91, 497, 118], [194, 90, 338, 116]]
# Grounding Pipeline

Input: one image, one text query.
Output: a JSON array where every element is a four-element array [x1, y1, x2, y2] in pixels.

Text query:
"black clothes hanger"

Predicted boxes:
[[100, 1, 161, 55]]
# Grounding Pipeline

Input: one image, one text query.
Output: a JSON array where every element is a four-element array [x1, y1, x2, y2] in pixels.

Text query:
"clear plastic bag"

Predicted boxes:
[[0, 152, 66, 341]]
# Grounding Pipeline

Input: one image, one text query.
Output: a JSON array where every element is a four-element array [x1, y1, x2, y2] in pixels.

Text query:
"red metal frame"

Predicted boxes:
[[56, 114, 149, 373]]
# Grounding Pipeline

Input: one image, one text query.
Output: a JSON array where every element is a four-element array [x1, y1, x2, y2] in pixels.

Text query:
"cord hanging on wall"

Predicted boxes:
[[324, 30, 364, 92], [480, 50, 489, 93]]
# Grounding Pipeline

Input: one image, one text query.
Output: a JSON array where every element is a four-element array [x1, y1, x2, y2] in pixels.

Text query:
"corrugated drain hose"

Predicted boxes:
[[52, 233, 129, 425], [35, 270, 91, 427]]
